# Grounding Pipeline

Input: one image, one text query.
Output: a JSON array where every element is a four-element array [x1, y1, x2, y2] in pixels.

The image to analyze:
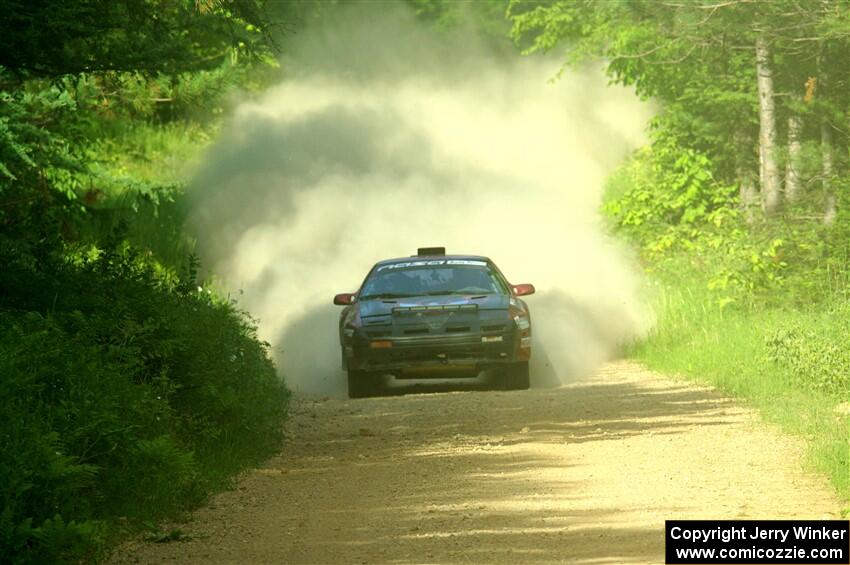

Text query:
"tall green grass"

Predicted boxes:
[[90, 120, 214, 188], [76, 121, 215, 270]]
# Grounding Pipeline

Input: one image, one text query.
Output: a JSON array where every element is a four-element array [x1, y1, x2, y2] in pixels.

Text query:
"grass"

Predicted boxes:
[[73, 120, 216, 271], [91, 120, 215, 187], [632, 277, 850, 511]]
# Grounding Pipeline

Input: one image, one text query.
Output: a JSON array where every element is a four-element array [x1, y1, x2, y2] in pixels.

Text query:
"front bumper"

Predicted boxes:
[[343, 331, 528, 378]]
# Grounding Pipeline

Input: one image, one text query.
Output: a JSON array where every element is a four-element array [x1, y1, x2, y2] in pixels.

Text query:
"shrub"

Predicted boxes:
[[0, 241, 289, 563], [766, 320, 850, 398], [603, 137, 850, 309]]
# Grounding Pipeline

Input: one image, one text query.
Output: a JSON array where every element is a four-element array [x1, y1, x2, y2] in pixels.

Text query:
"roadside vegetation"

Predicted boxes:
[[0, 2, 299, 562], [510, 1, 850, 509], [602, 149, 849, 507]]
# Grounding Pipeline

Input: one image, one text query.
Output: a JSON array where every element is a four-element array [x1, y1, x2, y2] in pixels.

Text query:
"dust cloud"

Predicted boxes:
[[187, 6, 654, 396]]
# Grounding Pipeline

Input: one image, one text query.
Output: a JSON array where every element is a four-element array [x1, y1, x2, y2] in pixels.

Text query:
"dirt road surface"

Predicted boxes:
[[111, 361, 841, 564]]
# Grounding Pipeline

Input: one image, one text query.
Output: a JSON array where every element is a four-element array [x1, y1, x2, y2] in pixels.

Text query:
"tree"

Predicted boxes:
[[755, 33, 781, 215], [0, 0, 293, 264], [0, 0, 276, 78], [784, 92, 804, 203], [510, 0, 850, 221], [512, 2, 759, 191]]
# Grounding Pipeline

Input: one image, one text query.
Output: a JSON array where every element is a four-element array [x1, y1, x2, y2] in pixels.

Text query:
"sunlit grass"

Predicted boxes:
[[74, 120, 215, 269], [90, 120, 214, 191]]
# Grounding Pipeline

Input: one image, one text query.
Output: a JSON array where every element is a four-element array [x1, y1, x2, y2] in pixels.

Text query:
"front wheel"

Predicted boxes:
[[347, 370, 381, 399], [503, 361, 530, 391]]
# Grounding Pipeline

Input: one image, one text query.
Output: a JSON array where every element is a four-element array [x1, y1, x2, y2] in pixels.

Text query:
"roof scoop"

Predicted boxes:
[[417, 246, 446, 256]]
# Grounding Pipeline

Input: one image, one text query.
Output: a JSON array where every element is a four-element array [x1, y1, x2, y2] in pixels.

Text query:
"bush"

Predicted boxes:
[[0, 242, 289, 563], [603, 137, 850, 309], [766, 318, 850, 398]]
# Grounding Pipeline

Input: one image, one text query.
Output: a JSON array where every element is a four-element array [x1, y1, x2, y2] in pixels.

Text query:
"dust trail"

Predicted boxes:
[[187, 6, 654, 396]]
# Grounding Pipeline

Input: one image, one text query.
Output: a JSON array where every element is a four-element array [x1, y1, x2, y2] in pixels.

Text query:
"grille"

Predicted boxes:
[[366, 330, 391, 337]]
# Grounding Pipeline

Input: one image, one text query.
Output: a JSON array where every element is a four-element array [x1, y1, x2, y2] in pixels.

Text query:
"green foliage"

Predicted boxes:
[[406, 0, 513, 40], [0, 511, 104, 565], [0, 2, 298, 562], [0, 20, 277, 263], [509, 0, 850, 199], [0, 78, 81, 193], [0, 64, 241, 275], [604, 139, 737, 238], [120, 436, 199, 515], [0, 242, 289, 562], [608, 136, 850, 505], [84, 54, 278, 124], [605, 133, 850, 509], [603, 140, 791, 305], [604, 136, 850, 310], [0, 0, 275, 77], [766, 321, 850, 398]]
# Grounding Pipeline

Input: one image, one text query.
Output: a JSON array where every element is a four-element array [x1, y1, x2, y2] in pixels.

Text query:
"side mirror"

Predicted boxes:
[[333, 293, 356, 305], [512, 283, 535, 297]]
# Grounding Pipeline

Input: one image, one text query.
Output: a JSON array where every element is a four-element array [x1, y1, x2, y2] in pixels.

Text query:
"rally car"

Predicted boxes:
[[333, 247, 534, 398]]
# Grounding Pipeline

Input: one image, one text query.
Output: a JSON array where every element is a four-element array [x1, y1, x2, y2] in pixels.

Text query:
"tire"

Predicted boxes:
[[347, 370, 381, 399], [503, 361, 530, 391]]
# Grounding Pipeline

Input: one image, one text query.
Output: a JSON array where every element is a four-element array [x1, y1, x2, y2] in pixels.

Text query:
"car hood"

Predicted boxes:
[[358, 294, 509, 318]]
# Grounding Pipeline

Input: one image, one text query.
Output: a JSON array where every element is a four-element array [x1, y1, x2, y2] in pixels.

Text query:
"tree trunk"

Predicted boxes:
[[738, 169, 760, 225], [785, 98, 804, 204], [755, 34, 781, 215], [821, 120, 837, 224], [733, 129, 759, 224]]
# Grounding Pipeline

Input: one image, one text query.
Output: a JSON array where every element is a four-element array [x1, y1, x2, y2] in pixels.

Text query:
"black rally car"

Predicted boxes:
[[333, 247, 534, 398]]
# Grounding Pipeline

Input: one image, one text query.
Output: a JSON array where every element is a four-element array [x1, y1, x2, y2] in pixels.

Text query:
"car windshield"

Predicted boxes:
[[360, 262, 507, 299]]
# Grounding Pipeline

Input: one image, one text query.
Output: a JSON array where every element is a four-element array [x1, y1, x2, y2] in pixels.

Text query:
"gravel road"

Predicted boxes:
[[111, 361, 840, 564]]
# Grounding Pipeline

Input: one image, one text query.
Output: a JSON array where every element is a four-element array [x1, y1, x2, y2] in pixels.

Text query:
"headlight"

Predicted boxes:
[[509, 304, 531, 360], [509, 304, 530, 332]]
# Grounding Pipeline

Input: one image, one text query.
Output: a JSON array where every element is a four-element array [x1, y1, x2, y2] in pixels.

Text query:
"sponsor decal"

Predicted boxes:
[[376, 260, 487, 271]]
